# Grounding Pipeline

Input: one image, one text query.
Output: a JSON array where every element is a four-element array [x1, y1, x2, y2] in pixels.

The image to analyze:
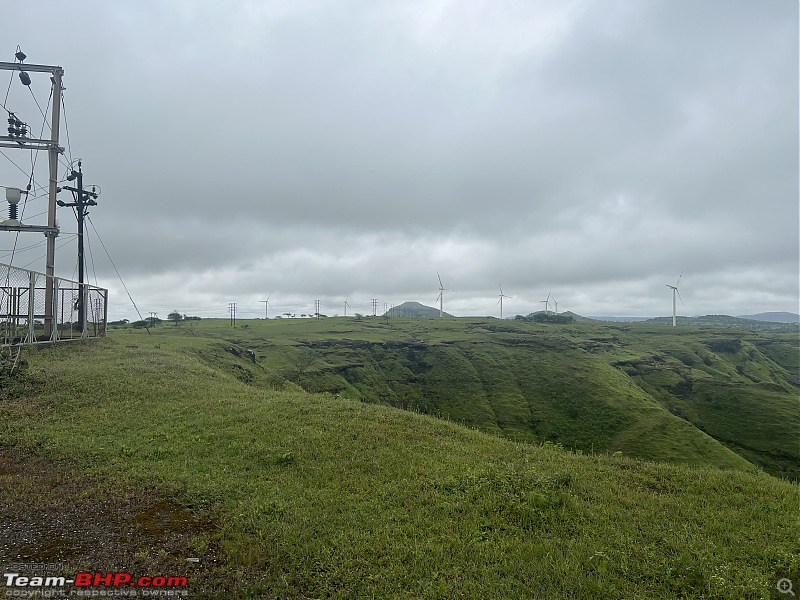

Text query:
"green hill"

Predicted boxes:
[[177, 317, 799, 480], [384, 301, 453, 318], [0, 329, 798, 598]]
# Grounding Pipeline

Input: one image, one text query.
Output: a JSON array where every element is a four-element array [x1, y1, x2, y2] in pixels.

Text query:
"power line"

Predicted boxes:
[[1, 48, 14, 109], [26, 84, 49, 124], [60, 93, 73, 165], [85, 215, 148, 333], [85, 219, 98, 287], [16, 234, 76, 270]]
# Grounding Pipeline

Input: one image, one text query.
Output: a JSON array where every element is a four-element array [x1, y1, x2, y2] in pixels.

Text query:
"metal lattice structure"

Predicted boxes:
[[0, 262, 107, 345]]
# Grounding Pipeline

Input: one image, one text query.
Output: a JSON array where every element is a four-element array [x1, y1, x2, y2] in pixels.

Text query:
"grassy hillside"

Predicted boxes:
[[150, 317, 798, 479], [0, 332, 797, 599]]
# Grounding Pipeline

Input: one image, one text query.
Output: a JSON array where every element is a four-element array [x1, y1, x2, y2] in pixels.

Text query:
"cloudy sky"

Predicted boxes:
[[1, 0, 797, 320]]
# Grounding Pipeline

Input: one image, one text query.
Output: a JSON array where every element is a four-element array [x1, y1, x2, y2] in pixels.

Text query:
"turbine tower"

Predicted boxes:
[[259, 293, 272, 319], [552, 297, 560, 315], [343, 297, 351, 317], [666, 273, 683, 327], [498, 284, 513, 319], [540, 291, 551, 316], [436, 271, 455, 318]]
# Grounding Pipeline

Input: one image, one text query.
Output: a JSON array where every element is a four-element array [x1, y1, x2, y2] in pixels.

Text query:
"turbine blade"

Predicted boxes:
[[546, 291, 551, 302], [437, 271, 444, 288], [676, 288, 684, 306]]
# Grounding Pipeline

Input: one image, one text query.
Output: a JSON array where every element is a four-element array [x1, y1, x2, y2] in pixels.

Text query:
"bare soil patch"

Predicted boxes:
[[0, 447, 246, 598]]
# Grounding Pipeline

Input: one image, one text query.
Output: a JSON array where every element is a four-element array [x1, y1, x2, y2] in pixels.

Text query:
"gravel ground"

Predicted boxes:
[[0, 447, 244, 598]]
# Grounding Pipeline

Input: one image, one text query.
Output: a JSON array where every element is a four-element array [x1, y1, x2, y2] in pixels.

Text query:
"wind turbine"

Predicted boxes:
[[498, 284, 513, 319], [436, 271, 456, 318], [259, 293, 273, 319], [666, 273, 683, 327], [540, 291, 551, 316], [552, 297, 560, 315], [343, 297, 351, 317]]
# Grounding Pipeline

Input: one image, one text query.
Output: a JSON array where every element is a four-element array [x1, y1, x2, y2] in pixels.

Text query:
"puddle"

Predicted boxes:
[[132, 500, 206, 536]]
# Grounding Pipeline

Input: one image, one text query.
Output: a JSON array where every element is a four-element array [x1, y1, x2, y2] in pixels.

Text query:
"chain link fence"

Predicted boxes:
[[0, 262, 107, 345]]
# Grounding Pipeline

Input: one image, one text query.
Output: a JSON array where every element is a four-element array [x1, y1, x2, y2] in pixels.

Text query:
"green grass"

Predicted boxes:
[[0, 325, 798, 598], [139, 317, 799, 478]]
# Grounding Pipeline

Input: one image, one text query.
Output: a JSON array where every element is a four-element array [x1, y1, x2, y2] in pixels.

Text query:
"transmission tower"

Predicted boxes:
[[0, 50, 64, 338]]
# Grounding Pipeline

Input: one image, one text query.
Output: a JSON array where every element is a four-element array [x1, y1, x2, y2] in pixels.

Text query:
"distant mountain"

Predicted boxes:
[[737, 312, 800, 324], [588, 316, 653, 323], [385, 301, 453, 318], [644, 314, 799, 332]]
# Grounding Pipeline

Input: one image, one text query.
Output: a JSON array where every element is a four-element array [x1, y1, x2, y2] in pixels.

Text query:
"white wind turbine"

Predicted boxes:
[[259, 293, 273, 319], [436, 271, 456, 318], [552, 296, 561, 315], [498, 284, 513, 319], [343, 297, 351, 317], [666, 273, 684, 327], [540, 291, 551, 316]]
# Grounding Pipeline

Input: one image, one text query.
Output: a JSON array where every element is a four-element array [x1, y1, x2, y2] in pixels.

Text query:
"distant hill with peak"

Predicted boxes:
[[737, 311, 799, 324], [384, 301, 453, 318]]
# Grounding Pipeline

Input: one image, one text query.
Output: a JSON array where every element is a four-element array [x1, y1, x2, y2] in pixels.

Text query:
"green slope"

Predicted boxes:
[[0, 334, 798, 598], [179, 317, 798, 476]]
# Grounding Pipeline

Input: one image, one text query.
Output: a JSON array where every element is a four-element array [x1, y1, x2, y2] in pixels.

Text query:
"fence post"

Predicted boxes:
[[52, 277, 60, 342], [28, 271, 35, 342], [82, 284, 88, 338], [102, 290, 108, 336]]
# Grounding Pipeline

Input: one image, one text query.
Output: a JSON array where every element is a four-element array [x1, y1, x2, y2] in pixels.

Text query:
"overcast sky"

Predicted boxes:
[[1, 0, 797, 320]]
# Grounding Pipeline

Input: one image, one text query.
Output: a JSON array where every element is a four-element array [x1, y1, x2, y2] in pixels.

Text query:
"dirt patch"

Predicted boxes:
[[0, 447, 245, 597]]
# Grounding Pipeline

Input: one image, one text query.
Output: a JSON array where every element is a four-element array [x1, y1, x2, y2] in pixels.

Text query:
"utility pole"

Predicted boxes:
[[228, 302, 236, 327], [57, 160, 97, 335]]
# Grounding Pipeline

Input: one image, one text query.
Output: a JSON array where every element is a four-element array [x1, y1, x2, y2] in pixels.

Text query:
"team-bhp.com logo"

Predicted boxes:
[[4, 572, 188, 596]]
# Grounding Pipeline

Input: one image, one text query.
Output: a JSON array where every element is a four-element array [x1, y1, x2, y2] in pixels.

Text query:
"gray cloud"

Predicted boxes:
[[1, 0, 796, 321]]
